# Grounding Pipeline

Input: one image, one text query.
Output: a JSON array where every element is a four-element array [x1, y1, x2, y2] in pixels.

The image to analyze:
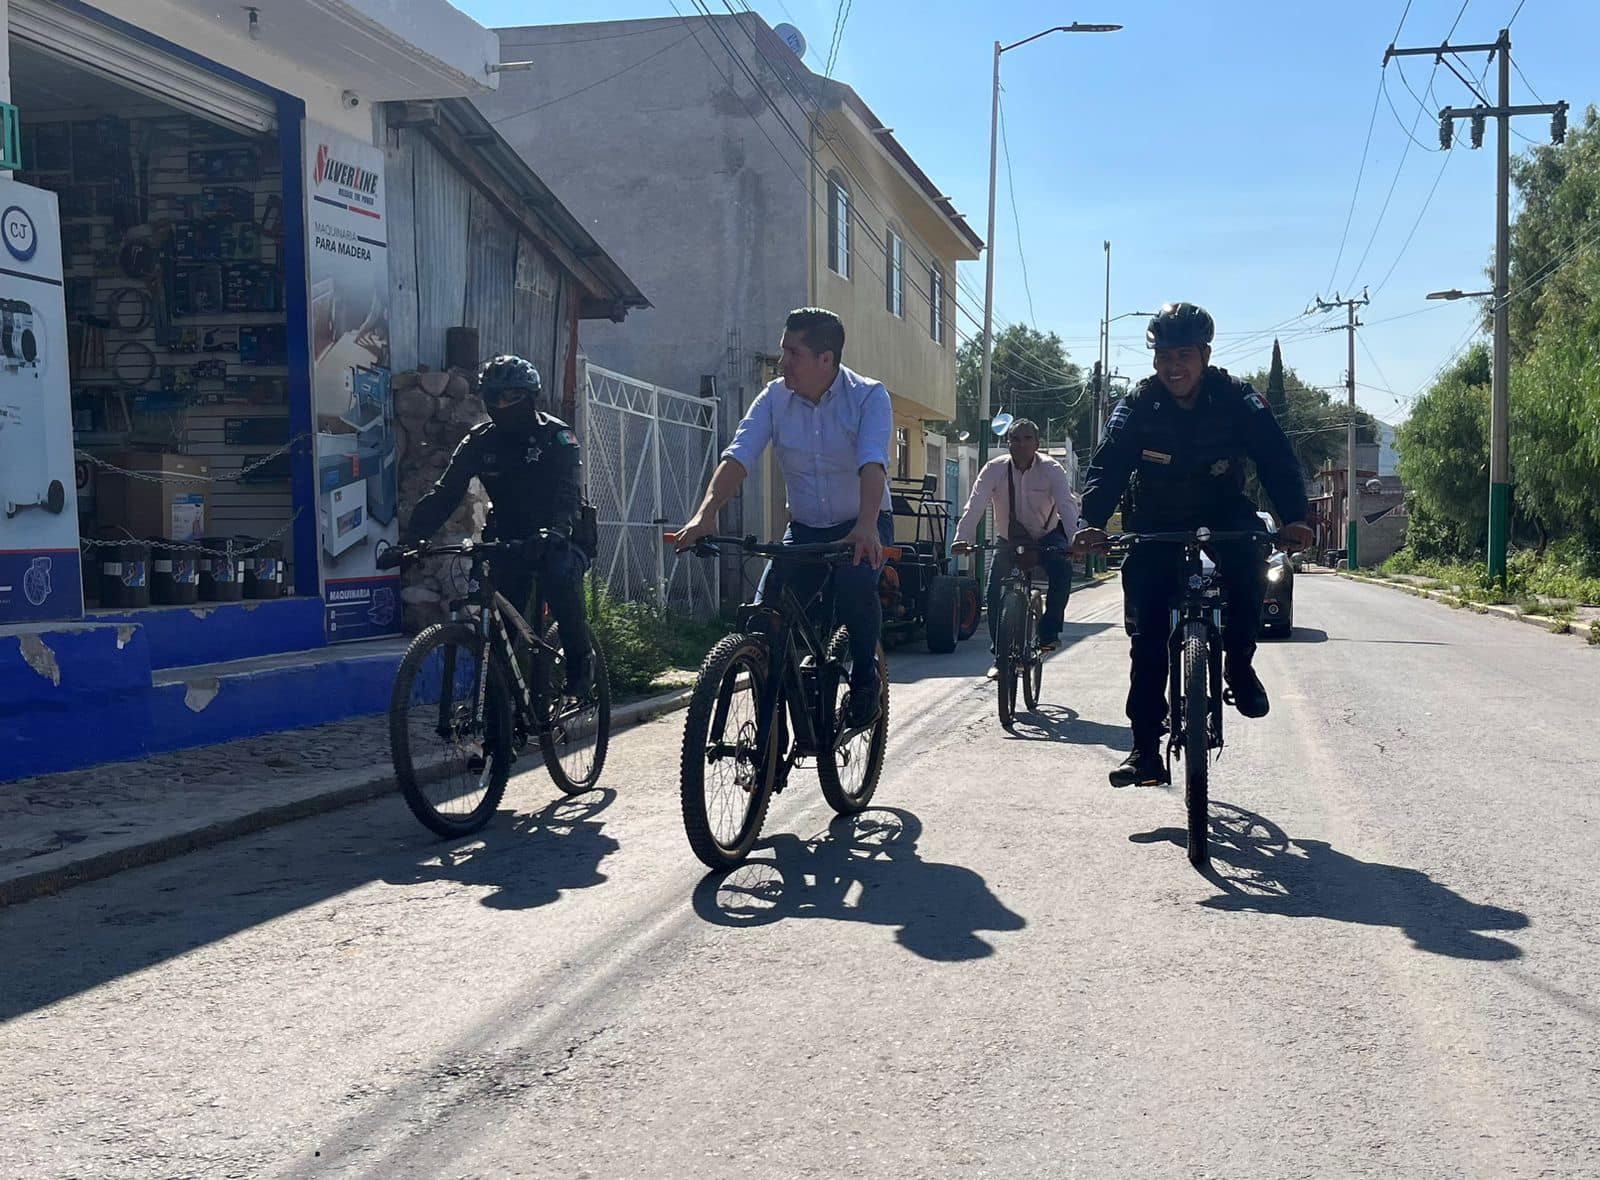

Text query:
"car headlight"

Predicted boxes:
[[1267, 567, 1284, 583]]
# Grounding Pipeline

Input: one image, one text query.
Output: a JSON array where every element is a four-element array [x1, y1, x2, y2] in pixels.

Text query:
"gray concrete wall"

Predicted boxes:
[[478, 17, 810, 411]]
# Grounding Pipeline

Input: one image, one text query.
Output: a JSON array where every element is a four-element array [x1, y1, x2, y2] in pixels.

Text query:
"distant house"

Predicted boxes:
[[475, 12, 983, 546]]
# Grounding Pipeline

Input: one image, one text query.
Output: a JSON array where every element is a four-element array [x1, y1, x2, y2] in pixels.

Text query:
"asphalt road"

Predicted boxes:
[[2, 573, 1596, 1179]]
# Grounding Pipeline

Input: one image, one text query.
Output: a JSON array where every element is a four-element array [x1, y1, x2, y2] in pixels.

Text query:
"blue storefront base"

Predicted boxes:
[[1, 606, 402, 782]]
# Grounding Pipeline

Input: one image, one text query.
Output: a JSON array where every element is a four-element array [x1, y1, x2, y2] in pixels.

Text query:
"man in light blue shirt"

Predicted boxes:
[[675, 307, 894, 728]]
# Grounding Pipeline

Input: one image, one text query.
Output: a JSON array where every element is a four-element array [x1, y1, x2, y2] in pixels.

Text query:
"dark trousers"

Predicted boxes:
[[986, 529, 1073, 645], [755, 511, 893, 690], [1120, 514, 1265, 744], [503, 539, 593, 676]]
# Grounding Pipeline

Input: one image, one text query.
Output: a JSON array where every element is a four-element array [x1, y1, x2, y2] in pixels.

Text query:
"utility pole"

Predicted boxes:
[[1098, 240, 1111, 449], [1312, 289, 1369, 569], [976, 38, 1002, 578], [1386, 28, 1568, 585]]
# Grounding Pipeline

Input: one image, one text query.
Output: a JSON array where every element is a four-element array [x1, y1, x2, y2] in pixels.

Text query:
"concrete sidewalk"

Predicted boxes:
[[0, 685, 694, 907]]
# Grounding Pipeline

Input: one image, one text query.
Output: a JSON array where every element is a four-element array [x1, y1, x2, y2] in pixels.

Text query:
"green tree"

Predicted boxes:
[[1236, 354, 1378, 512], [951, 325, 1084, 448], [1395, 344, 1491, 558], [1500, 105, 1600, 360], [1266, 339, 1288, 416]]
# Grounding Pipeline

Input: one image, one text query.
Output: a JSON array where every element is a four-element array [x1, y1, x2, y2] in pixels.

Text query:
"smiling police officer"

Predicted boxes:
[[1074, 303, 1314, 788]]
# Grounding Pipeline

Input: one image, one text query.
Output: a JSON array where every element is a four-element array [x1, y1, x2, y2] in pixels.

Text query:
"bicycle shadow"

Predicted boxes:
[[382, 788, 620, 912], [1130, 803, 1528, 961], [692, 807, 1025, 961], [1006, 703, 1129, 750]]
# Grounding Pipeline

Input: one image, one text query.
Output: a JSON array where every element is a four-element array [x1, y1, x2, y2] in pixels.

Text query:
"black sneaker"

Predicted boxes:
[[845, 681, 881, 731], [1037, 632, 1060, 652], [1224, 658, 1270, 718], [565, 658, 594, 700], [1109, 746, 1169, 788]]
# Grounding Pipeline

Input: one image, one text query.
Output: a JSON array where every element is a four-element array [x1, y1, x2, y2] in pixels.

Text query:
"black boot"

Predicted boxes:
[[1224, 654, 1269, 718], [1110, 736, 1169, 788]]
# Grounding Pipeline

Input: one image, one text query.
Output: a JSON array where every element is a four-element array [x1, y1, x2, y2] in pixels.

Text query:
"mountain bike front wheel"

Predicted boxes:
[[1181, 621, 1211, 866]]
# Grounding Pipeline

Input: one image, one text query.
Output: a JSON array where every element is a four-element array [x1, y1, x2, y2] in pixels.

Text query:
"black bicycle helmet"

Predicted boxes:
[[477, 354, 543, 406], [1146, 302, 1215, 350]]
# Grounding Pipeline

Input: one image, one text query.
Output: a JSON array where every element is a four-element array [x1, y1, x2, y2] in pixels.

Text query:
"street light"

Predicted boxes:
[[1098, 308, 1153, 430], [976, 21, 1121, 573], [1426, 288, 1494, 301]]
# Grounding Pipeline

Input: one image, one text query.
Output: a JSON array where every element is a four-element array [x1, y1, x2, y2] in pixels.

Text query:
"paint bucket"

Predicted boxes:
[[198, 536, 244, 601], [97, 538, 151, 609], [240, 536, 284, 599], [150, 538, 200, 606]]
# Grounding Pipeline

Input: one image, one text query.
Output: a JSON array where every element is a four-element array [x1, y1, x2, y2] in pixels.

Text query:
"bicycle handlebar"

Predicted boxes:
[[1106, 528, 1278, 550], [662, 532, 901, 563], [376, 530, 567, 571]]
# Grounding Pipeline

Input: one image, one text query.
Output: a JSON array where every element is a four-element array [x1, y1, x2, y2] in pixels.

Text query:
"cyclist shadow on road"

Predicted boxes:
[[692, 807, 1024, 961], [1006, 703, 1130, 751], [1130, 803, 1528, 961], [382, 788, 620, 912]]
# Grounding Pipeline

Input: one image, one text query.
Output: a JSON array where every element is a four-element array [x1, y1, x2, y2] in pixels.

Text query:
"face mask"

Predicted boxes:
[[486, 396, 537, 433]]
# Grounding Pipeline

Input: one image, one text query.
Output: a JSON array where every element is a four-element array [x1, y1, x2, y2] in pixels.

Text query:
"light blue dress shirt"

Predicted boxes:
[[722, 365, 894, 528]]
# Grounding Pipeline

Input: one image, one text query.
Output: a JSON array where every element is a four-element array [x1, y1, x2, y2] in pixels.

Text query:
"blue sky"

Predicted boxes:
[[459, 1, 1596, 422]]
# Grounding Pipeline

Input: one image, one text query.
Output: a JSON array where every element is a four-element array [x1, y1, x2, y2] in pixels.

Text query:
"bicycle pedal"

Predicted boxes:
[[1221, 688, 1237, 706]]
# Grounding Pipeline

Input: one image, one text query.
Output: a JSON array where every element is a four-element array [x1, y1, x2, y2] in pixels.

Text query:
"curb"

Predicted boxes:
[[1337, 572, 1586, 639], [0, 685, 696, 909]]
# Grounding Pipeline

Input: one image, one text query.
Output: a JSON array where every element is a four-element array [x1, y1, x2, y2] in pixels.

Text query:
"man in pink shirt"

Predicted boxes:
[[952, 418, 1080, 672]]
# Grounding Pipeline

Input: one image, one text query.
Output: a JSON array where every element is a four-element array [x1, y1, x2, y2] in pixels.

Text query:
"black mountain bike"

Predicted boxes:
[[971, 540, 1047, 730], [1108, 528, 1274, 865], [669, 534, 896, 870], [380, 535, 611, 837]]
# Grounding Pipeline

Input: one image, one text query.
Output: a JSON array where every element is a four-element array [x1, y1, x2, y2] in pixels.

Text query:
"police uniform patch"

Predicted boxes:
[[1210, 458, 1231, 476], [555, 429, 578, 447], [1141, 449, 1172, 464], [1244, 391, 1269, 413], [524, 444, 543, 464], [1107, 404, 1132, 429]]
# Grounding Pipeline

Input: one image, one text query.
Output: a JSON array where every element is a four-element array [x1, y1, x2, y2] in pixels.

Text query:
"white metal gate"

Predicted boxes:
[[578, 363, 719, 618]]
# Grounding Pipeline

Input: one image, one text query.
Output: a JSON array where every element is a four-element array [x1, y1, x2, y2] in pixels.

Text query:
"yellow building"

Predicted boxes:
[[761, 78, 982, 538]]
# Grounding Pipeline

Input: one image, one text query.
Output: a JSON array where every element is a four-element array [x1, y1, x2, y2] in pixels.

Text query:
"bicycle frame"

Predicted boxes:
[[394, 538, 565, 745], [684, 534, 885, 791], [1110, 528, 1275, 763], [741, 558, 848, 784]]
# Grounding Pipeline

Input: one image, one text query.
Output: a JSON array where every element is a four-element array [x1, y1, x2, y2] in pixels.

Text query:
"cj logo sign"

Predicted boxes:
[[2, 206, 37, 262]]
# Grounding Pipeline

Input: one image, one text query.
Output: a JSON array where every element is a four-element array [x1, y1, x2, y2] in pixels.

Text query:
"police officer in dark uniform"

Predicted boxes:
[[1073, 303, 1314, 787], [399, 355, 594, 695]]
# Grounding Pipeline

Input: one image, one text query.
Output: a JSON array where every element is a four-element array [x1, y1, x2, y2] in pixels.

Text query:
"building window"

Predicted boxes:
[[885, 229, 904, 316], [929, 264, 945, 344], [895, 425, 910, 479], [827, 174, 851, 278]]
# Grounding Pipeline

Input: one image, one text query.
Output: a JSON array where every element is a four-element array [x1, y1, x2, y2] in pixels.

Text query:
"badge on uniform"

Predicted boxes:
[[1210, 458, 1231, 476], [1244, 391, 1269, 413], [555, 428, 578, 447], [524, 444, 543, 464], [1141, 449, 1172, 464]]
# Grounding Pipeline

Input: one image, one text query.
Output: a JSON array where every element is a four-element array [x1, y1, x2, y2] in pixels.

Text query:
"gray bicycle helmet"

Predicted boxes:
[[1146, 302, 1215, 350], [477, 354, 543, 407]]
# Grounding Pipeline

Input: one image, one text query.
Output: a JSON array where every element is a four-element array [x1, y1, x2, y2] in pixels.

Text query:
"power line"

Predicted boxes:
[[822, 0, 852, 79], [1508, 0, 1531, 27], [1326, 76, 1385, 292], [487, 30, 698, 124], [1368, 143, 1456, 297], [712, 2, 1077, 383], [997, 91, 1037, 328]]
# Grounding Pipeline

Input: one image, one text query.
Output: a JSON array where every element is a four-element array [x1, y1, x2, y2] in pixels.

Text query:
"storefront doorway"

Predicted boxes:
[[8, 31, 298, 612]]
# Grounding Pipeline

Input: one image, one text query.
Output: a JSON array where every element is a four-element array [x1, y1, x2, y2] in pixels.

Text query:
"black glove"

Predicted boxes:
[[375, 545, 403, 571]]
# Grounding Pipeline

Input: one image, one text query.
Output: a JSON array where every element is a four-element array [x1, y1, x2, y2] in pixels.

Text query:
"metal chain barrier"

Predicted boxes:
[[77, 509, 305, 558], [74, 434, 313, 485]]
